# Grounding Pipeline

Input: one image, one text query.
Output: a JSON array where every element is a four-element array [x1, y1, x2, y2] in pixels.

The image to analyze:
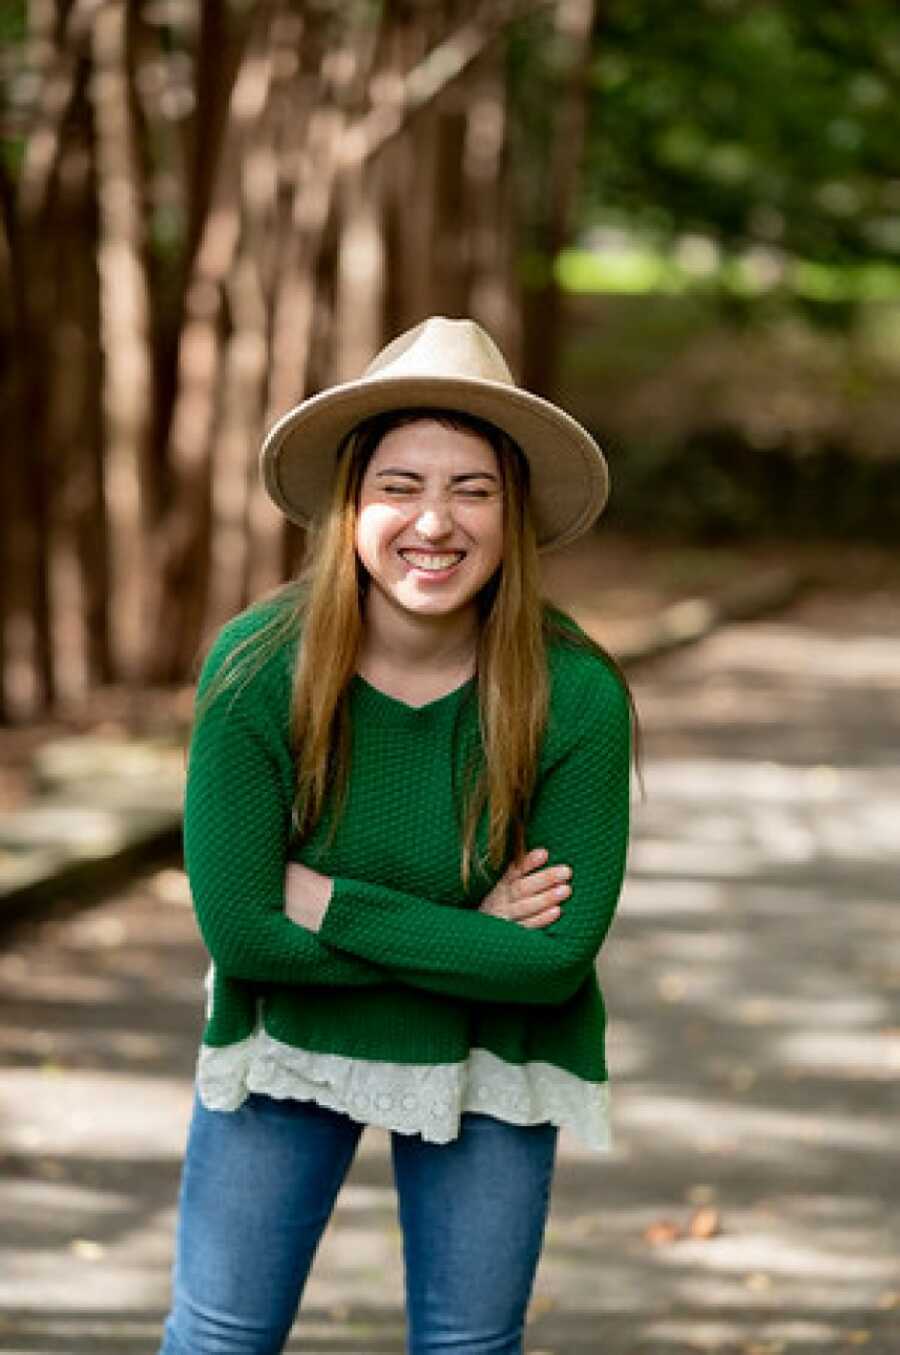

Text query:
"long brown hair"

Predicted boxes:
[[195, 407, 638, 884], [293, 407, 547, 884]]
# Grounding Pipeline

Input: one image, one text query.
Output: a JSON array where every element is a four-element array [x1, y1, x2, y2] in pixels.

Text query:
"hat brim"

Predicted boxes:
[[260, 374, 608, 552]]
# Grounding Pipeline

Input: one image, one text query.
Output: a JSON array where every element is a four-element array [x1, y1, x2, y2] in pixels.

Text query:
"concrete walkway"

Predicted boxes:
[[1, 590, 898, 1353]]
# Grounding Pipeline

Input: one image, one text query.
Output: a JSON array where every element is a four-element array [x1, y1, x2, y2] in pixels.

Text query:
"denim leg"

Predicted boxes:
[[159, 1092, 363, 1355], [392, 1113, 558, 1355]]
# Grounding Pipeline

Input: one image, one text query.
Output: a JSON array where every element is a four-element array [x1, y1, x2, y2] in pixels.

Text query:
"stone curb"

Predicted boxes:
[[0, 568, 804, 931], [0, 765, 186, 930], [616, 565, 803, 667]]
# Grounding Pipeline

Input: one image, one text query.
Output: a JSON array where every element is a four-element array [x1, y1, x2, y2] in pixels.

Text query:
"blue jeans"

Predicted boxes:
[[159, 1092, 558, 1355]]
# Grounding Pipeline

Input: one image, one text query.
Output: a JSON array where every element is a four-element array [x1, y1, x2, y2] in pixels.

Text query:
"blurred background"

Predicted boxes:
[[1, 0, 899, 730], [2, 7, 900, 1346]]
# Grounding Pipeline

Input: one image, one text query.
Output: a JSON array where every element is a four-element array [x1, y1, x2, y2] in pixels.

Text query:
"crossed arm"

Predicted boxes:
[[186, 663, 630, 1006], [285, 687, 630, 1006]]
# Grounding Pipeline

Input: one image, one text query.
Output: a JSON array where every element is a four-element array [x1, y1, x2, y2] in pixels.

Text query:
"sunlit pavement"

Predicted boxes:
[[0, 597, 898, 1353]]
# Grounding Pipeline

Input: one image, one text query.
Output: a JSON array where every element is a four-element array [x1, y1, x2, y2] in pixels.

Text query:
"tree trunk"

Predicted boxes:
[[78, 37, 112, 694], [462, 47, 519, 358], [144, 5, 279, 681], [90, 2, 153, 683], [521, 0, 596, 396], [0, 1, 536, 714], [145, 0, 258, 537]]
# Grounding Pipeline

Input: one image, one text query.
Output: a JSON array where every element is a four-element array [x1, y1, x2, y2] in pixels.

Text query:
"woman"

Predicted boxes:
[[159, 316, 635, 1355]]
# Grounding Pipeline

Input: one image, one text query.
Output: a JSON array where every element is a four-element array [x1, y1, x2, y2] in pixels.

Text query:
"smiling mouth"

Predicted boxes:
[[399, 550, 466, 572]]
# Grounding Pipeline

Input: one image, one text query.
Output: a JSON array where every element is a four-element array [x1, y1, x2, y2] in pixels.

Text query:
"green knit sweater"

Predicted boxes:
[[184, 597, 630, 1141]]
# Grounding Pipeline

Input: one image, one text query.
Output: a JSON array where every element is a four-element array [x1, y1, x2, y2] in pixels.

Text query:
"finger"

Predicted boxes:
[[506, 881, 570, 921], [505, 847, 547, 881], [513, 865, 572, 899], [516, 904, 562, 930]]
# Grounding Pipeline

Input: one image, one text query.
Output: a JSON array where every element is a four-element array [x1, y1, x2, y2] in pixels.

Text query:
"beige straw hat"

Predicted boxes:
[[260, 315, 608, 551]]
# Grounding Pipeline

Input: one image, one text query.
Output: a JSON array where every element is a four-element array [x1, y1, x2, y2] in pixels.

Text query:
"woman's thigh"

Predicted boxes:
[[159, 1092, 363, 1355], [392, 1113, 558, 1355]]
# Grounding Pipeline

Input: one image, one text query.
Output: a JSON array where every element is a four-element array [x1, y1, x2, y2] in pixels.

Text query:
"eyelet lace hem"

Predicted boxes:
[[197, 1032, 612, 1150]]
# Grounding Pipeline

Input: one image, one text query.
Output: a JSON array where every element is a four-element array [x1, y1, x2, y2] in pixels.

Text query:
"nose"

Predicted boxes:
[[415, 501, 453, 540]]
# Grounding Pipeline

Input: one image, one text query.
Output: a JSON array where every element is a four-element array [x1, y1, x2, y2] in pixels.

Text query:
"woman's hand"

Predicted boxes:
[[479, 847, 571, 929], [284, 861, 334, 933]]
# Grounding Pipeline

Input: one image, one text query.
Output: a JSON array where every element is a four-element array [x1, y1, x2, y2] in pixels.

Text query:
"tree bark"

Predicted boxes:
[[0, 0, 539, 713], [463, 49, 520, 361], [521, 0, 596, 396], [146, 0, 258, 530], [144, 4, 279, 681], [90, 1, 154, 684]]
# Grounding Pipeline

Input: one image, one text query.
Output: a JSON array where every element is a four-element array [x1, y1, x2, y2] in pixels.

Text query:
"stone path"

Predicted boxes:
[[1, 590, 898, 1353]]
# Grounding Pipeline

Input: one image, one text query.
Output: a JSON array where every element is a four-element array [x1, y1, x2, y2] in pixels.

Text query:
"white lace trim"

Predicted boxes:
[[196, 1031, 612, 1150]]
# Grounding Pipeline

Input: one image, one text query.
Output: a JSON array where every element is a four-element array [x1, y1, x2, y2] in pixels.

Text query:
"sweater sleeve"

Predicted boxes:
[[318, 665, 630, 1006], [183, 634, 385, 989]]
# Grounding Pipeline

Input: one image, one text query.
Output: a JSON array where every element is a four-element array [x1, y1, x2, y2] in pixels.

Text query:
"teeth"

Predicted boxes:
[[402, 551, 464, 572]]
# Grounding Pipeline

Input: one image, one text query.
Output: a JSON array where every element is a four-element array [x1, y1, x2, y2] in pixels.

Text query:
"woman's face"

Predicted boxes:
[[355, 418, 504, 626]]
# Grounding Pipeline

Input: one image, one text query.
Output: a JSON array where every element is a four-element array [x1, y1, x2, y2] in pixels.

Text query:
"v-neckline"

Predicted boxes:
[[352, 671, 476, 715]]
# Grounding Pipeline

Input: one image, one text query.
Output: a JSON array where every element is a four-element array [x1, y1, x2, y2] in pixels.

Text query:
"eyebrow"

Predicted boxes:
[[373, 468, 500, 484]]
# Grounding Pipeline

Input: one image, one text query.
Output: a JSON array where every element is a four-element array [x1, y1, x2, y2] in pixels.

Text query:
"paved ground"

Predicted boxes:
[[1, 587, 898, 1354]]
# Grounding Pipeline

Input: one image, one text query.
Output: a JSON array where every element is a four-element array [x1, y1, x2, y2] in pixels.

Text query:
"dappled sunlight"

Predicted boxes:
[[0, 871, 207, 1079], [666, 1230, 898, 1286], [2, 804, 133, 856], [633, 616, 900, 771], [1, 1070, 193, 1160], [620, 877, 730, 916], [710, 627, 900, 684], [634, 759, 900, 874], [644, 1317, 847, 1350], [775, 1030, 900, 1080], [616, 1092, 895, 1160], [586, 603, 900, 1347], [731, 993, 889, 1029]]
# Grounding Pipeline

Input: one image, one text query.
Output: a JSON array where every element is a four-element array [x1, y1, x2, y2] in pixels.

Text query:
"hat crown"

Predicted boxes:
[[363, 316, 514, 387]]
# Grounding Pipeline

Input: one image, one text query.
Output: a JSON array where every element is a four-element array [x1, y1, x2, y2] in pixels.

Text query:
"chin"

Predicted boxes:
[[399, 595, 472, 619]]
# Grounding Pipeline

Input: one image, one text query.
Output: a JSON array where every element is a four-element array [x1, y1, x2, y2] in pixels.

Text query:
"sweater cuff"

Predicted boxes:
[[319, 875, 360, 948]]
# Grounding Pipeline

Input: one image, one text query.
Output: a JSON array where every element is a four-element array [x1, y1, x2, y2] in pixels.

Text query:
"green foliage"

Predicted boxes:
[[556, 247, 900, 320], [584, 1, 900, 263], [607, 435, 900, 543], [507, 2, 900, 275], [0, 0, 27, 177], [0, 0, 25, 46]]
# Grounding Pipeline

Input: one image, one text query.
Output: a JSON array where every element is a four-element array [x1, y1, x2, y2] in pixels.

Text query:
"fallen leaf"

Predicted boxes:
[[643, 1218, 684, 1245], [845, 1333, 871, 1346], [688, 1205, 721, 1239]]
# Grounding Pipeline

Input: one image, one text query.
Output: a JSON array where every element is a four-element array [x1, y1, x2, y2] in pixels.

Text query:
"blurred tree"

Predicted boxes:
[[0, 0, 549, 713], [578, 0, 900, 263]]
